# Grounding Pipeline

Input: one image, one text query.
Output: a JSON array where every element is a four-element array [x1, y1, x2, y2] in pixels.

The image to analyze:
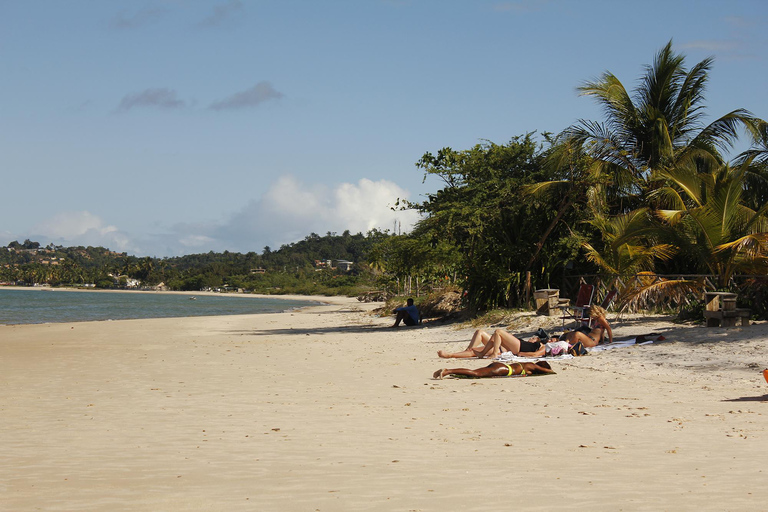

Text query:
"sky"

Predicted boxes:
[[1, 0, 766, 257]]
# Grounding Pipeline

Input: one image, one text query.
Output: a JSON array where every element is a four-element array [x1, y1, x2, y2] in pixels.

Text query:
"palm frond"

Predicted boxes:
[[619, 275, 705, 313]]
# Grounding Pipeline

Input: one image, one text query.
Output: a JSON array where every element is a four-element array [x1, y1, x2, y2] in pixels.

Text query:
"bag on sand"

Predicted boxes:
[[535, 328, 551, 341], [568, 341, 588, 356]]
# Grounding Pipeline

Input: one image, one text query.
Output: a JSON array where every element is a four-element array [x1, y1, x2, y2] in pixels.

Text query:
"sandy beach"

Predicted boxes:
[[1, 296, 767, 511]]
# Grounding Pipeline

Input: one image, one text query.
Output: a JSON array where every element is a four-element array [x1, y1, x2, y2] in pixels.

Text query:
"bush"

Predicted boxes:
[[676, 296, 704, 322], [739, 278, 768, 320]]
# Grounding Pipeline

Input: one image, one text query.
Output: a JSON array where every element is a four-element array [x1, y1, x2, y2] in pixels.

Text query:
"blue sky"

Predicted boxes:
[[1, 0, 766, 257]]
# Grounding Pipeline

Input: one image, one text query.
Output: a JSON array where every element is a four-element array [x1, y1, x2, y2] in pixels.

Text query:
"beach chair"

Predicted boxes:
[[585, 289, 617, 327], [560, 283, 595, 327]]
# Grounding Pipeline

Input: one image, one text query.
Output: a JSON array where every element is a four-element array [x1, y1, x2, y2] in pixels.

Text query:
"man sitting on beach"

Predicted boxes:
[[392, 298, 420, 327]]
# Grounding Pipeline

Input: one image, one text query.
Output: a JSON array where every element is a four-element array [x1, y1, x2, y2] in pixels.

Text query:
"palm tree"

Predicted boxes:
[[568, 40, 756, 208], [735, 120, 768, 211], [652, 162, 768, 287], [582, 209, 677, 275]]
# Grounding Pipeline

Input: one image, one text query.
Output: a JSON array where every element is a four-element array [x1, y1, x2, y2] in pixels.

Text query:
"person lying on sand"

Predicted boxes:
[[560, 305, 613, 348], [437, 329, 557, 359], [433, 360, 555, 379]]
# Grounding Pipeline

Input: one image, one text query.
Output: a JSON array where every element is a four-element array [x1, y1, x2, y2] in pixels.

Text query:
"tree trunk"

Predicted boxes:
[[525, 196, 572, 272]]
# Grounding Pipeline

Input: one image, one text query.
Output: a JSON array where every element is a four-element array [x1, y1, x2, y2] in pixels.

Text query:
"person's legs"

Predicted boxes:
[[487, 330, 522, 355], [393, 310, 417, 327], [466, 329, 491, 349], [438, 330, 491, 358]]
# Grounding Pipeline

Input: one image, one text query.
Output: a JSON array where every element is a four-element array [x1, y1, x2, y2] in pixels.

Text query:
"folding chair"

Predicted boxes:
[[560, 283, 595, 327]]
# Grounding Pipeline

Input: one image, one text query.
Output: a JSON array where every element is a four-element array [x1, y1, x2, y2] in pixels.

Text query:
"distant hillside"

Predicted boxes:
[[0, 231, 391, 295]]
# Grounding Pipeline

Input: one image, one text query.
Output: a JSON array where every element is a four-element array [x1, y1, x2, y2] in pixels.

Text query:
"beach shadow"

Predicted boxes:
[[228, 314, 466, 337], [228, 324, 383, 336], [722, 395, 768, 403]]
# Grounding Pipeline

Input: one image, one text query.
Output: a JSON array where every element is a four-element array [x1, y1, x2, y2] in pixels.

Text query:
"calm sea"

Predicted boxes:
[[0, 288, 320, 325]]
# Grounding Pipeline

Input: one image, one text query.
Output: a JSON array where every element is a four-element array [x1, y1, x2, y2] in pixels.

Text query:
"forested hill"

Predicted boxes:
[[0, 230, 391, 295]]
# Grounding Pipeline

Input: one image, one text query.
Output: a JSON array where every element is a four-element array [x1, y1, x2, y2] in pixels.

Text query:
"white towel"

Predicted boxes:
[[587, 338, 654, 352], [494, 351, 574, 363]]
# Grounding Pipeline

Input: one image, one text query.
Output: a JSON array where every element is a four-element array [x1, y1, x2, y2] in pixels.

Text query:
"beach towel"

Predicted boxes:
[[494, 351, 574, 363], [494, 334, 665, 360], [586, 334, 665, 353], [587, 339, 653, 352]]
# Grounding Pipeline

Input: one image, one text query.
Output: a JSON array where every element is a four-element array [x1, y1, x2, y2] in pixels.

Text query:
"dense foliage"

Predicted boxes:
[[374, 41, 768, 313]]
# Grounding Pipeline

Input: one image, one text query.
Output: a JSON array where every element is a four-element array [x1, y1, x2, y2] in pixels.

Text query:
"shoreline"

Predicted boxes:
[[0, 286, 341, 326], [0, 284, 339, 303], [1, 298, 766, 510]]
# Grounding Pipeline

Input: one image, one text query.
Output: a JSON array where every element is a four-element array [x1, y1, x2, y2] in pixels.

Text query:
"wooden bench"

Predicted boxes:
[[704, 292, 750, 327]]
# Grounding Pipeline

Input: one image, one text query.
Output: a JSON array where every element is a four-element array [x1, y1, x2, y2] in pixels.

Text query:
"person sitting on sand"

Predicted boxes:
[[433, 360, 555, 379], [392, 298, 420, 327], [437, 329, 556, 359], [560, 305, 613, 348]]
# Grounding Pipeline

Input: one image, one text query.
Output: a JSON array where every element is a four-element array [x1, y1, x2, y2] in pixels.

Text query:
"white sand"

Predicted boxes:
[[1, 296, 766, 511]]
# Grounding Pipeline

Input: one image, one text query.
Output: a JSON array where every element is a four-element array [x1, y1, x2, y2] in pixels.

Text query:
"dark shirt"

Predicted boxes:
[[518, 339, 543, 353]]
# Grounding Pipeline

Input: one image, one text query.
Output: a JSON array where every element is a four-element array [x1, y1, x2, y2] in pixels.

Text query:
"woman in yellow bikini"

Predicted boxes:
[[433, 360, 555, 379]]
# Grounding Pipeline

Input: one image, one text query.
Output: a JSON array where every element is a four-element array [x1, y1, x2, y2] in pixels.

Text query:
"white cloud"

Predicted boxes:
[[216, 175, 420, 249], [32, 211, 114, 239], [24, 211, 141, 254], [3, 178, 421, 257]]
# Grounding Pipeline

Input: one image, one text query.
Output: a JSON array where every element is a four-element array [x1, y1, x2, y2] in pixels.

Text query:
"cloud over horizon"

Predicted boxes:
[[3, 177, 420, 258], [24, 211, 140, 254]]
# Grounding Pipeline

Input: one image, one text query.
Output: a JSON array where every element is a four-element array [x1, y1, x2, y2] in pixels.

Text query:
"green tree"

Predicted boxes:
[[652, 162, 768, 287], [568, 40, 755, 208], [409, 134, 581, 310]]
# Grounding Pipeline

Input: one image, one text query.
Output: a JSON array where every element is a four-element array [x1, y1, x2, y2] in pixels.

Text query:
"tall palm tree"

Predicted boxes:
[[568, 40, 756, 207]]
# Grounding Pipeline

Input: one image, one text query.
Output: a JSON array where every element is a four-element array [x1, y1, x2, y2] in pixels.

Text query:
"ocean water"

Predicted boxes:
[[0, 288, 320, 325]]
